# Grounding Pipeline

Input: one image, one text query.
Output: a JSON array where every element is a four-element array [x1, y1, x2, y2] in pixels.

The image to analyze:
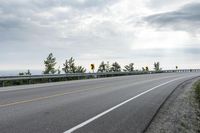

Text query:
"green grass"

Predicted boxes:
[[193, 80, 200, 133], [193, 80, 200, 107]]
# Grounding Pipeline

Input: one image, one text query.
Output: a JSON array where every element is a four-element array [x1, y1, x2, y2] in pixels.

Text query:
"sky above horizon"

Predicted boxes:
[[1, 0, 200, 71]]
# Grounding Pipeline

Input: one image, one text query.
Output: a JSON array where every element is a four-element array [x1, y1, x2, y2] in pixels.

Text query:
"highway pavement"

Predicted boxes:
[[0, 72, 199, 133]]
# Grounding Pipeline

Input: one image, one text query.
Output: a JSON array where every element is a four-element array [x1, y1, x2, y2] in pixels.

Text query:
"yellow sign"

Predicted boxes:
[[91, 64, 95, 70]]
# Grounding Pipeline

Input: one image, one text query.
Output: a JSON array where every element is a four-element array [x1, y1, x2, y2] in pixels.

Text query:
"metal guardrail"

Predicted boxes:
[[0, 69, 199, 87], [0, 71, 149, 81]]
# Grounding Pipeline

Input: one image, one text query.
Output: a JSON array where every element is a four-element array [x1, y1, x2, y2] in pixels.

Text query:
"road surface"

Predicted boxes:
[[0, 73, 199, 133]]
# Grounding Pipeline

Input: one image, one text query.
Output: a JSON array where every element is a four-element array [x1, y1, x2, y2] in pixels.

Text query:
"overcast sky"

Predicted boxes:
[[0, 0, 200, 71]]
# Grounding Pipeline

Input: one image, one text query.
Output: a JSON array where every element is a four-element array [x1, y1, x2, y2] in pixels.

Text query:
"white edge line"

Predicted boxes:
[[64, 76, 185, 133]]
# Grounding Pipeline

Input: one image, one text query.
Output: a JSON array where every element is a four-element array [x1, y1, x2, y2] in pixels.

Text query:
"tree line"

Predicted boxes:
[[18, 53, 162, 75], [43, 53, 86, 74], [40, 53, 162, 75]]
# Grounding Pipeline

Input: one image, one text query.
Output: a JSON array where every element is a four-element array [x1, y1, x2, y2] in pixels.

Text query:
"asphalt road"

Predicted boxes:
[[0, 73, 199, 133]]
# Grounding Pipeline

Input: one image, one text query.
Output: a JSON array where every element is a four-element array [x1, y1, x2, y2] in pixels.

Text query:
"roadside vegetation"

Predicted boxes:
[[193, 80, 200, 107], [1, 53, 164, 87], [41, 53, 162, 74], [193, 80, 200, 132], [19, 53, 162, 75], [26, 53, 162, 76]]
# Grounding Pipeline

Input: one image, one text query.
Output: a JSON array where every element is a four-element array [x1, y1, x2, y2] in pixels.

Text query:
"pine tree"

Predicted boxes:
[[76, 66, 86, 73], [98, 61, 106, 72], [145, 66, 149, 72], [110, 62, 121, 72], [68, 57, 76, 73], [19, 70, 31, 76], [123, 63, 134, 72], [154, 62, 161, 71], [62, 57, 86, 73], [105, 61, 110, 72], [26, 69, 31, 75], [62, 60, 70, 73], [43, 53, 57, 74]]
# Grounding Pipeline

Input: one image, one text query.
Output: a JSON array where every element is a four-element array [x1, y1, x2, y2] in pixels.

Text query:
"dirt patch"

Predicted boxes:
[[145, 78, 200, 133]]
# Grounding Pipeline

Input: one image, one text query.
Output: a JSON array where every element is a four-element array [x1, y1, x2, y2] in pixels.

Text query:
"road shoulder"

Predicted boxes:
[[146, 78, 200, 133]]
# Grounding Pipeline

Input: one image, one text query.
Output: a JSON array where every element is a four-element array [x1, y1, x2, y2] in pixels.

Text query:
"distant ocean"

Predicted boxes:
[[0, 70, 42, 76]]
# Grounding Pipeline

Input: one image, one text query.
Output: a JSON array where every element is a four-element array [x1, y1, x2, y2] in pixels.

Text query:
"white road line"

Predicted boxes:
[[64, 76, 186, 133]]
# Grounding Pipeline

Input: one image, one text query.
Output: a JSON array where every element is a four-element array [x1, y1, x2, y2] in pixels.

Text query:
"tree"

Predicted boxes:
[[43, 53, 57, 74], [25, 69, 31, 75], [76, 66, 86, 73], [123, 63, 134, 72], [62, 57, 86, 73], [142, 66, 149, 72], [19, 70, 31, 76], [105, 61, 110, 72], [145, 66, 149, 72], [154, 62, 161, 71], [19, 72, 24, 76], [62, 57, 76, 73], [62, 60, 70, 73], [68, 57, 76, 73], [110, 62, 121, 72], [98, 61, 106, 72]]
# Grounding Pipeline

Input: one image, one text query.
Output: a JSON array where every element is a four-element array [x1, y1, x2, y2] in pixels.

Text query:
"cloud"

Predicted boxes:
[[0, 0, 135, 69], [0, 0, 200, 70], [146, 0, 196, 11], [0, 0, 132, 49], [144, 3, 200, 34]]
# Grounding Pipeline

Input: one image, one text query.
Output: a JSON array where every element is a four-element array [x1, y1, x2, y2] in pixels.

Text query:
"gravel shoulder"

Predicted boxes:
[[146, 78, 200, 133]]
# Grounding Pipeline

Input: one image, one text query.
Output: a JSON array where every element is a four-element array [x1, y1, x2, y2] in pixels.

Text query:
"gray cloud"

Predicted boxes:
[[145, 3, 200, 34], [0, 0, 132, 68], [0, 0, 200, 70], [146, 0, 193, 9], [59, 0, 116, 9]]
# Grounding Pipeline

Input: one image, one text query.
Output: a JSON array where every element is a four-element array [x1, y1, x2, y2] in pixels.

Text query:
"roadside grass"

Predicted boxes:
[[193, 80, 200, 106], [193, 80, 200, 133]]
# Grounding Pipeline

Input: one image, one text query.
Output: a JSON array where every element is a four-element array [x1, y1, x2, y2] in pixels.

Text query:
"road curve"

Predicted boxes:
[[0, 72, 199, 133]]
